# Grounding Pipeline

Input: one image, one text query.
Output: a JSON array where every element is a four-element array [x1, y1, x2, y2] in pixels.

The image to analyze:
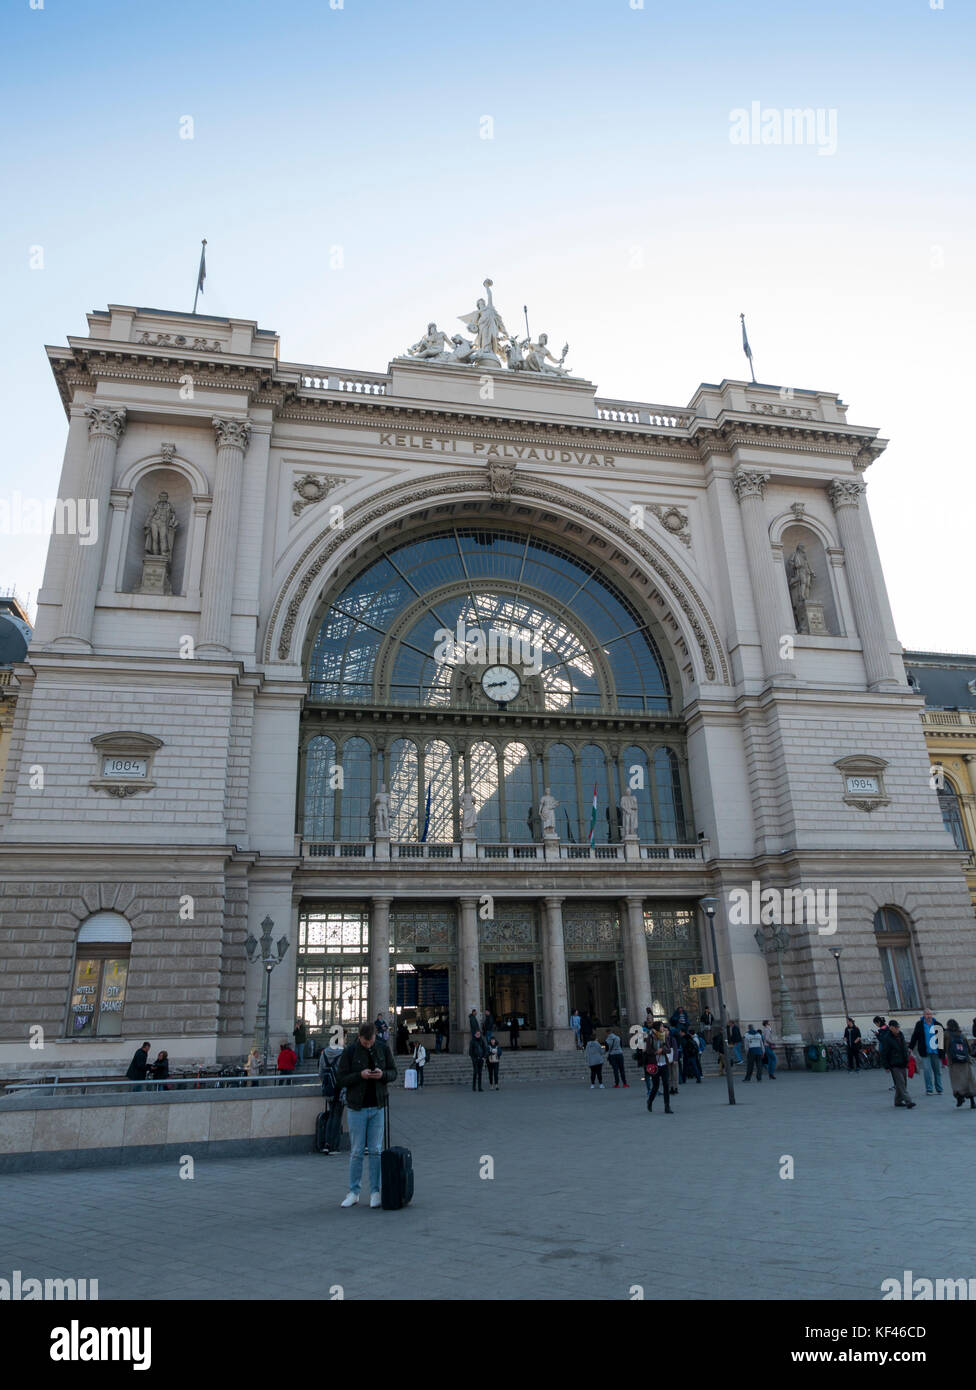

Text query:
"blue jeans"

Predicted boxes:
[[347, 1105, 384, 1195], [765, 1047, 777, 1077], [732, 1044, 743, 1063], [296, 1042, 306, 1064], [921, 1053, 943, 1094]]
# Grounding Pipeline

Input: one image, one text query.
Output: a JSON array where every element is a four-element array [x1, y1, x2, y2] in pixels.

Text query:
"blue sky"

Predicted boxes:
[[1, 0, 973, 650]]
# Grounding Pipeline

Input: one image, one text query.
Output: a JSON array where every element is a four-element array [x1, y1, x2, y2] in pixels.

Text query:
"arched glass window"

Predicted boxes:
[[304, 735, 337, 840], [937, 779, 969, 851], [466, 742, 500, 841], [69, 912, 132, 1039], [654, 747, 687, 841], [308, 527, 672, 713], [545, 743, 577, 843], [580, 744, 608, 844], [873, 907, 920, 1012], [503, 742, 534, 843], [423, 739, 454, 843], [339, 738, 371, 839], [623, 746, 653, 842], [387, 739, 418, 841]]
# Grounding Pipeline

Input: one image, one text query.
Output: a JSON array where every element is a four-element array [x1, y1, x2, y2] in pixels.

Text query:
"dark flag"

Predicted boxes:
[[193, 239, 207, 313], [740, 312, 756, 382]]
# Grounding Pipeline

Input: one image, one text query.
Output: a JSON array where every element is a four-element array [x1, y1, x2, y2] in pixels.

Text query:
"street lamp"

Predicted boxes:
[[699, 896, 735, 1106], [830, 947, 849, 1030], [753, 923, 800, 1041], [245, 915, 290, 1072]]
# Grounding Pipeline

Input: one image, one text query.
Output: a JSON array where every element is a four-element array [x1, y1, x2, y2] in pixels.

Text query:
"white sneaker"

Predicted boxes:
[[590, 1083, 595, 1088], [599, 1083, 605, 1089], [369, 1192, 382, 1208], [340, 1191, 359, 1207]]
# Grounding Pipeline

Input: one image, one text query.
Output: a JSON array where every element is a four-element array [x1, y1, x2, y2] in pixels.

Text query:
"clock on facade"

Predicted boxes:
[[480, 665, 521, 705]]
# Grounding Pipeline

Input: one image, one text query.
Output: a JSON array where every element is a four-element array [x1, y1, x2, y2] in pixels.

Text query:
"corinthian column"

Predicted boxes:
[[543, 897, 574, 1049], [456, 897, 481, 1052], [827, 479, 894, 688], [731, 468, 795, 681], [623, 895, 652, 1033], [56, 405, 127, 648], [198, 415, 251, 655]]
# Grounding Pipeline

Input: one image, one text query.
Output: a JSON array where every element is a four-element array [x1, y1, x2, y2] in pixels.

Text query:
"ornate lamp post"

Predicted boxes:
[[245, 916, 290, 1072], [699, 896, 735, 1106], [753, 923, 801, 1042]]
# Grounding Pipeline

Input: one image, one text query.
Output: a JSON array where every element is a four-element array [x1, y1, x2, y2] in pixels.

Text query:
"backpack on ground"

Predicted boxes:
[[948, 1034, 969, 1064]]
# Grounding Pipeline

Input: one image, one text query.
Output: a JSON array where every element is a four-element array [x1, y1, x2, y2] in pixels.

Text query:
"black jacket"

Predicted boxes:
[[880, 1030, 909, 1069], [468, 1035, 488, 1061], [334, 1038, 397, 1110], [126, 1048, 149, 1080], [909, 1018, 944, 1058]]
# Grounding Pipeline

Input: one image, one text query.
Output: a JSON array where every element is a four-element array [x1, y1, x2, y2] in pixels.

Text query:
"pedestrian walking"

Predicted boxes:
[[580, 1011, 594, 1045], [486, 1036, 502, 1089], [374, 1013, 390, 1047], [909, 1008, 945, 1095], [245, 1046, 262, 1087], [468, 1008, 480, 1036], [411, 1039, 427, 1089], [508, 1014, 521, 1049], [335, 1021, 397, 1208], [712, 1025, 726, 1075], [681, 1028, 702, 1083], [699, 1006, 714, 1036], [879, 1019, 915, 1109], [318, 1040, 342, 1097], [604, 1027, 629, 1087], [761, 1020, 777, 1078], [294, 1017, 309, 1065], [742, 1024, 765, 1082], [644, 1023, 674, 1114], [728, 1020, 743, 1065], [944, 1019, 976, 1109], [434, 1016, 444, 1053], [126, 1041, 151, 1092], [571, 1008, 582, 1049], [668, 1024, 682, 1091], [483, 1009, 494, 1040], [469, 1030, 488, 1091], [844, 1017, 863, 1071], [149, 1050, 170, 1092], [585, 1036, 606, 1088], [276, 1039, 298, 1085]]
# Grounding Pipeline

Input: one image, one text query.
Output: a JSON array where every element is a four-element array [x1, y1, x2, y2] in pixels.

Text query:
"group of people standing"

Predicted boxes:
[[875, 1010, 976, 1109], [468, 1009, 504, 1090]]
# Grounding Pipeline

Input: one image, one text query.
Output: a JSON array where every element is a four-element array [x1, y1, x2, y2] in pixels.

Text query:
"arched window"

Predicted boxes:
[[503, 742, 534, 843], [304, 735, 337, 839], [423, 739, 454, 843], [545, 743, 577, 843], [387, 739, 419, 841], [339, 738, 372, 839], [873, 906, 920, 1012], [68, 912, 132, 1038], [623, 746, 653, 842], [654, 747, 687, 842], [580, 744, 609, 844], [466, 742, 500, 841], [937, 778, 969, 851]]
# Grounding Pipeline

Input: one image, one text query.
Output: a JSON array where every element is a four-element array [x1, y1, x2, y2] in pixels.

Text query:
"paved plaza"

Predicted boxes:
[[2, 1067, 971, 1302]]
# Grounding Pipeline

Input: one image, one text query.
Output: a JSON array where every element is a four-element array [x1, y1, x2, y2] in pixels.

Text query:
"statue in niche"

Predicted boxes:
[[461, 787, 477, 834], [787, 544, 815, 626], [539, 787, 558, 836], [144, 491, 178, 557], [373, 784, 390, 837], [621, 790, 639, 839]]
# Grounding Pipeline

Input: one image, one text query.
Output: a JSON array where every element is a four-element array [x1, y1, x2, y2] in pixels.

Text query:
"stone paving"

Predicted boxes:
[[1, 1065, 972, 1302]]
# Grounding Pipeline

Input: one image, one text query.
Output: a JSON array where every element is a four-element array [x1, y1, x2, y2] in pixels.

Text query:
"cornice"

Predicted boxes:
[[691, 417, 885, 468], [47, 344, 277, 417]]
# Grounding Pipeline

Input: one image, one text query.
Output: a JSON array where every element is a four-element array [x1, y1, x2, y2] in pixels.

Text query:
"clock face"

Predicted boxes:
[[481, 665, 521, 703]]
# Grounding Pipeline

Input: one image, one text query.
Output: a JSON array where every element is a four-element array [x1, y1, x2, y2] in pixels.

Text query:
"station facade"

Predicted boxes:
[[0, 298, 972, 1073]]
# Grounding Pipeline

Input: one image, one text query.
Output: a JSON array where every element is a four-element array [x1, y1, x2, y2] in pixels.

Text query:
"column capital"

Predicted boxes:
[[623, 894, 646, 908], [370, 895, 394, 907], [543, 895, 564, 909], [731, 467, 770, 503], [84, 404, 127, 440], [457, 895, 480, 908], [827, 477, 864, 510], [212, 415, 252, 452], [964, 754, 976, 765]]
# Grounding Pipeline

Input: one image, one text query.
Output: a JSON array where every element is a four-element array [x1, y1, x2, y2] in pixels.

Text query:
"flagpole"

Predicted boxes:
[[192, 238, 207, 315]]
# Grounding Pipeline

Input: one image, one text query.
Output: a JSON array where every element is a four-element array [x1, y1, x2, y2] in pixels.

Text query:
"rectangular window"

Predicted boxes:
[[68, 956, 129, 1037]]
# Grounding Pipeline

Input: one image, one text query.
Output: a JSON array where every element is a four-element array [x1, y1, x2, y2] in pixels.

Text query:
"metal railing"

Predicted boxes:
[[3, 1070, 321, 1098]]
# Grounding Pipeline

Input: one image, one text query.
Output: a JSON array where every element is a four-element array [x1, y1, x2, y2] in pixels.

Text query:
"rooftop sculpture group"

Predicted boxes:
[[405, 278, 574, 377]]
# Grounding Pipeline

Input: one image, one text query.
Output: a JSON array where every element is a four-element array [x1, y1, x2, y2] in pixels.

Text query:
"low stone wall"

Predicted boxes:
[[0, 1083, 331, 1174]]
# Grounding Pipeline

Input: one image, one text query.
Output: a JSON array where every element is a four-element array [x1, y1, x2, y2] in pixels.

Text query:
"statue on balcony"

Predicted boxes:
[[539, 787, 558, 837], [406, 323, 454, 361], [621, 790, 639, 839], [458, 279, 509, 364], [373, 783, 390, 837], [521, 333, 571, 377], [461, 786, 477, 834]]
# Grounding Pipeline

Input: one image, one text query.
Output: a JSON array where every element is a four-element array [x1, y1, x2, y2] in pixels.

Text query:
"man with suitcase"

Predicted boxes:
[[335, 1021, 398, 1208]]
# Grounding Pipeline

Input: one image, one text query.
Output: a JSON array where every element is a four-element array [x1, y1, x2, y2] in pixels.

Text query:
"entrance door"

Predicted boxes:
[[483, 962, 536, 1031], [568, 961, 620, 1028]]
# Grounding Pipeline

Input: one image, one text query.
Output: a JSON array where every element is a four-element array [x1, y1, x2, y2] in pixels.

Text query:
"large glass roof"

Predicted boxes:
[[308, 528, 672, 712]]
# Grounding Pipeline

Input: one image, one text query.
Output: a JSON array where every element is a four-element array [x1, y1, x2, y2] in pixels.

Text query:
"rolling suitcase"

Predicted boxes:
[[380, 1099, 414, 1209]]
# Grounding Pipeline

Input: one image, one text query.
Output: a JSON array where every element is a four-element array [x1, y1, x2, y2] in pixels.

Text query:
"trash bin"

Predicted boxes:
[[806, 1043, 828, 1072]]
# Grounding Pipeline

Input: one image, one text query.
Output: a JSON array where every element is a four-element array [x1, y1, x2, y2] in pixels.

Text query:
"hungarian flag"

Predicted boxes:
[[420, 783, 432, 842], [588, 783, 598, 844]]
